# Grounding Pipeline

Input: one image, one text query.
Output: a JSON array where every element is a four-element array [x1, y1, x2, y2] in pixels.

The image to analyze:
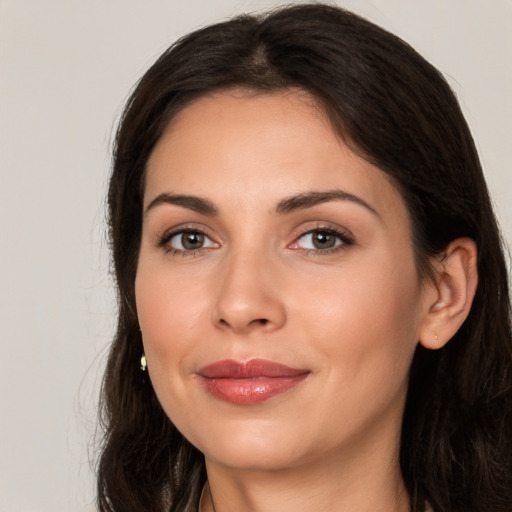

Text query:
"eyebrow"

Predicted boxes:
[[144, 193, 218, 216], [275, 190, 380, 217], [144, 189, 379, 218]]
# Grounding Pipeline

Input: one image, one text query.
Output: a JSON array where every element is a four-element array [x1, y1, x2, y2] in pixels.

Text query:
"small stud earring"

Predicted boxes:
[[434, 332, 439, 342], [140, 354, 147, 371]]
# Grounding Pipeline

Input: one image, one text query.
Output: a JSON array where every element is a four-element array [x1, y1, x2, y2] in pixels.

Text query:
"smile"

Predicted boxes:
[[197, 359, 310, 405]]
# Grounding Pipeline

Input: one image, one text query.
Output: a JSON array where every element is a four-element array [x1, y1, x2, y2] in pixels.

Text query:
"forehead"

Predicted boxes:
[[145, 90, 405, 222]]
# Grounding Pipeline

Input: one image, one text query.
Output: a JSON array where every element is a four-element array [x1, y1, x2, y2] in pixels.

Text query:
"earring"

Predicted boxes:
[[140, 354, 147, 371]]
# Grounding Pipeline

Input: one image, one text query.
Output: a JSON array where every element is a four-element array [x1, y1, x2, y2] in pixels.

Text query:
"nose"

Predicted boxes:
[[212, 251, 287, 335]]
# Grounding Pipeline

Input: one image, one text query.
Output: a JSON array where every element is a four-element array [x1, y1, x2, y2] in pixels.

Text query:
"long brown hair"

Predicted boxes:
[[98, 4, 512, 511]]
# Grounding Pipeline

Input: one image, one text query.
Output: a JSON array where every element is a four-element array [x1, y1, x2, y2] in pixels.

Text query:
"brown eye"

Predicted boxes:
[[311, 231, 337, 249], [166, 230, 217, 252], [293, 228, 353, 252], [181, 231, 205, 250]]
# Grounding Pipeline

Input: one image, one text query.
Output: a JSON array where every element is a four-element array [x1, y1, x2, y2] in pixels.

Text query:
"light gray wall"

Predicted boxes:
[[0, 1, 510, 510]]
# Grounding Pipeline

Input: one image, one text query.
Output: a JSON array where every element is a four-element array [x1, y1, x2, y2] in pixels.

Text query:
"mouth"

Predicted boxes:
[[197, 358, 310, 405]]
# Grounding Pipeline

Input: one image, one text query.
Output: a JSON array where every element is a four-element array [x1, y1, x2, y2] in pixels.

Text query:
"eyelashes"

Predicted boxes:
[[157, 225, 218, 256], [164, 230, 218, 252], [157, 224, 354, 257], [289, 226, 354, 253]]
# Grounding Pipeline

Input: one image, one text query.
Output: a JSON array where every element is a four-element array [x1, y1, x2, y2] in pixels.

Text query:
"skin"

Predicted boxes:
[[135, 90, 476, 512]]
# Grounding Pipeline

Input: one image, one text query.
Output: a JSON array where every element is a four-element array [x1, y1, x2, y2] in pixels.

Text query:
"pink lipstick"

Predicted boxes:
[[198, 359, 310, 405]]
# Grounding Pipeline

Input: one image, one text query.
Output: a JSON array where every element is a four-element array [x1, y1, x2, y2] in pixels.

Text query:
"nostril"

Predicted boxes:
[[252, 318, 269, 326], [216, 316, 271, 331]]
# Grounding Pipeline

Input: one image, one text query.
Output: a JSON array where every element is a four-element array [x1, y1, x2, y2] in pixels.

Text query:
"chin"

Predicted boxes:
[[184, 415, 313, 471], [204, 441, 306, 472]]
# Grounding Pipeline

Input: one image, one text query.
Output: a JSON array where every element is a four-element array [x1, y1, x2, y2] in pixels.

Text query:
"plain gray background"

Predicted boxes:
[[1, 1, 510, 510]]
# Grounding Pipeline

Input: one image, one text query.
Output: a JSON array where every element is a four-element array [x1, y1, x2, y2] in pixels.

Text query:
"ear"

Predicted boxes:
[[419, 238, 478, 350]]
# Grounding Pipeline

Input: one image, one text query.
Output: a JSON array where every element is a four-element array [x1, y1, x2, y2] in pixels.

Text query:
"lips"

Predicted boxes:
[[197, 359, 310, 405]]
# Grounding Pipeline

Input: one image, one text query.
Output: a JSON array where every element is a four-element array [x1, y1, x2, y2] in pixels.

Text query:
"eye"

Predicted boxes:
[[291, 227, 353, 252], [163, 230, 218, 252]]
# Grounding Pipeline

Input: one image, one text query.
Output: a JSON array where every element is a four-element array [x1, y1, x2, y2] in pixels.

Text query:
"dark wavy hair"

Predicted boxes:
[[98, 4, 512, 511]]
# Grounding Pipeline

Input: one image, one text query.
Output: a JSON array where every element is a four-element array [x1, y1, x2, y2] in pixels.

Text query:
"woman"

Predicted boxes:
[[97, 4, 512, 512]]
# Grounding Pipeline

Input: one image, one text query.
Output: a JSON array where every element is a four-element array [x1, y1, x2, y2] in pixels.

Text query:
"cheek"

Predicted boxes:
[[292, 271, 421, 445], [292, 253, 423, 382], [135, 267, 209, 430], [136, 258, 209, 328], [135, 263, 208, 378]]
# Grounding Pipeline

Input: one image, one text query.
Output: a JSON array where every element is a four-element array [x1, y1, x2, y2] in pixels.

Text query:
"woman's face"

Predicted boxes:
[[136, 90, 433, 472]]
